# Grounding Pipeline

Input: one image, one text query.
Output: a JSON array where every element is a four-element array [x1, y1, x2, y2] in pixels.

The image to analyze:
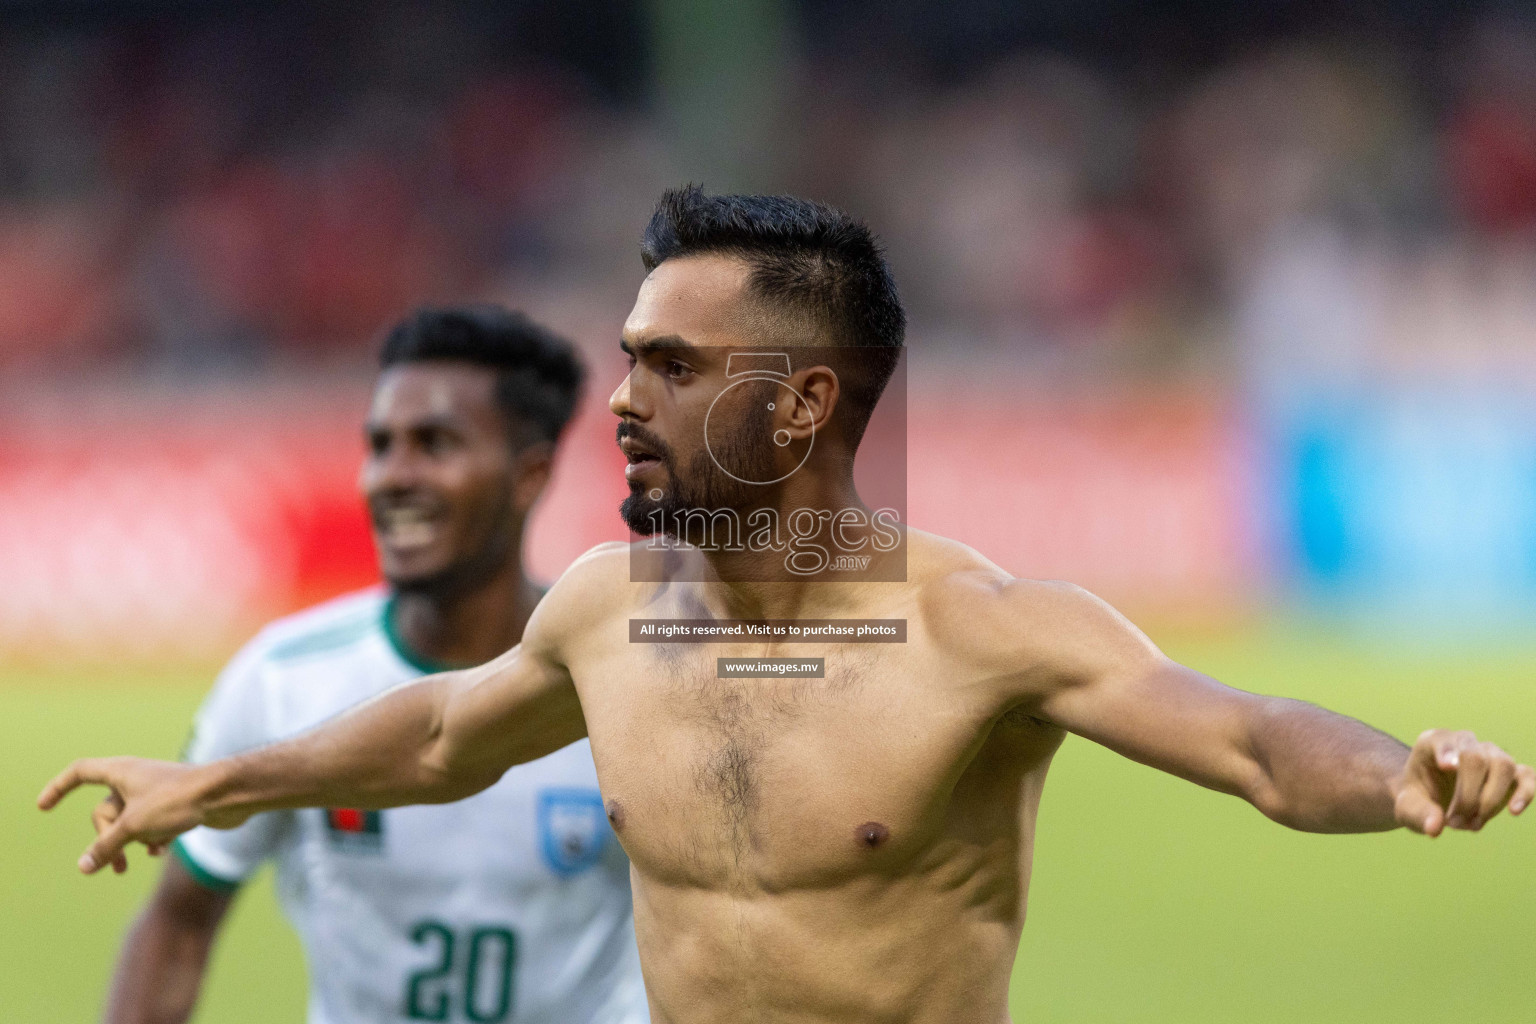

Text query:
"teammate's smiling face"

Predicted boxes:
[[361, 362, 536, 594]]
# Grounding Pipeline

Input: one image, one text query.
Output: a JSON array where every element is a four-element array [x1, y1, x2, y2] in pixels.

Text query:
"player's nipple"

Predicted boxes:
[[855, 821, 890, 849], [606, 799, 626, 832]]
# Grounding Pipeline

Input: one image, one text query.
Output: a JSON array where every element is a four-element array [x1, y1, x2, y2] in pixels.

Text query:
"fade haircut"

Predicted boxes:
[[640, 186, 905, 438], [380, 305, 585, 445]]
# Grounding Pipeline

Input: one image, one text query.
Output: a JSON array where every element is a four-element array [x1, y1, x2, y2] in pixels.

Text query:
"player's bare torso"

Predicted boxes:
[[557, 532, 1064, 1024]]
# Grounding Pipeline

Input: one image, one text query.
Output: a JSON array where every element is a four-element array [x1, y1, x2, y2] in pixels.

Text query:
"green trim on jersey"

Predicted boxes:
[[269, 607, 378, 663], [382, 596, 454, 675], [171, 837, 241, 893]]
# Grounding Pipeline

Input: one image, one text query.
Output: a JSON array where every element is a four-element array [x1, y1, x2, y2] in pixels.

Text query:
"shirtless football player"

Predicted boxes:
[[41, 187, 1534, 1024]]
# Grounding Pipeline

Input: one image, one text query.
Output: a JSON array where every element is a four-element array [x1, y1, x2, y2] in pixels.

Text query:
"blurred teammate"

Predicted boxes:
[[47, 191, 1532, 1024], [99, 307, 647, 1024]]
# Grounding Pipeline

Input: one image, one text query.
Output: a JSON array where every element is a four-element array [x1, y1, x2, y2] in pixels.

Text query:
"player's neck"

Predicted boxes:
[[387, 560, 538, 670], [687, 475, 901, 620]]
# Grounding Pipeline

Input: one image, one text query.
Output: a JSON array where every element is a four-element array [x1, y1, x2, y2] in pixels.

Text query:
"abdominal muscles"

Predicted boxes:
[[630, 855, 1023, 1024]]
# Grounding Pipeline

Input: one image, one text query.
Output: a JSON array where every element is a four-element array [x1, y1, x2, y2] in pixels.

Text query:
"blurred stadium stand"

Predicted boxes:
[[3, 0, 1535, 658]]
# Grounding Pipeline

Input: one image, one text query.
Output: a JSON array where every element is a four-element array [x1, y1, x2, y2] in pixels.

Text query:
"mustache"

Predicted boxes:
[[615, 421, 674, 464]]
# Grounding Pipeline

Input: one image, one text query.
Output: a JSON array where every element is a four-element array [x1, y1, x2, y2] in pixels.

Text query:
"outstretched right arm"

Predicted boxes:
[[39, 583, 589, 875]]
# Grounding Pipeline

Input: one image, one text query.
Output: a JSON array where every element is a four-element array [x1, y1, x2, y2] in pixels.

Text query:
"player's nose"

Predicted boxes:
[[361, 440, 424, 497], [609, 372, 644, 420]]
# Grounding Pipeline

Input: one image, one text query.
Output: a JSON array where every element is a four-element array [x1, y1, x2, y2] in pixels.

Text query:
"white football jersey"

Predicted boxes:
[[176, 590, 647, 1024]]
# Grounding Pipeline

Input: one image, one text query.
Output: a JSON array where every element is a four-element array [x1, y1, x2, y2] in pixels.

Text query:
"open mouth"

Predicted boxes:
[[620, 437, 663, 477], [373, 505, 443, 551]]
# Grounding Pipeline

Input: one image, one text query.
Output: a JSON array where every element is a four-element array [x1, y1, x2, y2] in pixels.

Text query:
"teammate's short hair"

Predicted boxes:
[[641, 185, 904, 439], [379, 306, 585, 446]]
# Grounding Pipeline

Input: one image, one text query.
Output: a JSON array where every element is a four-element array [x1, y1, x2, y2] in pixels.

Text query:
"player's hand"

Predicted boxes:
[[36, 757, 232, 875], [1391, 731, 1534, 836]]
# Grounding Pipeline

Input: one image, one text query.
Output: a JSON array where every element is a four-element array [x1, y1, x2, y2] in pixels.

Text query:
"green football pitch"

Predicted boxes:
[[6, 627, 1534, 1023]]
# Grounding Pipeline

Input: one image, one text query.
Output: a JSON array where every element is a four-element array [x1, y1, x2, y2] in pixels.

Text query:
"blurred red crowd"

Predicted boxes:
[[1, 14, 1534, 378]]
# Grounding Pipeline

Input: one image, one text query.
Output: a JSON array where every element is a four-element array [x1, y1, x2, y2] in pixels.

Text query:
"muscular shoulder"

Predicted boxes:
[[521, 541, 644, 653], [907, 531, 1161, 702]]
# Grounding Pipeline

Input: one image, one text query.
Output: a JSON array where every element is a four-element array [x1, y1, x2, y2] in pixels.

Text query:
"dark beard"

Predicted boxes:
[[619, 391, 775, 540]]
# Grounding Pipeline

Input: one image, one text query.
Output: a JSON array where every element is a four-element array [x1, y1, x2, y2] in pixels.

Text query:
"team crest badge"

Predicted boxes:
[[537, 788, 608, 875]]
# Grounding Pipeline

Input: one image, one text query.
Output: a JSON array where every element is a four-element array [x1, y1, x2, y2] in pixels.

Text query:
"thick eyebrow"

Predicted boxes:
[[619, 334, 698, 358]]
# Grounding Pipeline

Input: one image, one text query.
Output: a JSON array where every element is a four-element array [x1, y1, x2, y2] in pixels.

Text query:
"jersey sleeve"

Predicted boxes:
[[174, 634, 292, 890]]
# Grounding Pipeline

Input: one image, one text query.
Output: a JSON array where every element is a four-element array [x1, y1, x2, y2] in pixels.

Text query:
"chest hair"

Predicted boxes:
[[654, 643, 876, 860]]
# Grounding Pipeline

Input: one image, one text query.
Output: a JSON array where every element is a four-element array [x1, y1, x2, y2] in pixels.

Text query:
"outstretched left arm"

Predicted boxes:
[[1057, 653, 1530, 834], [981, 578, 1534, 835], [1238, 702, 1529, 835]]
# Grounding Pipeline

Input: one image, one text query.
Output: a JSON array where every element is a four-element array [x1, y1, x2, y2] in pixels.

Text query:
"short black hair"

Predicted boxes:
[[641, 186, 904, 435], [379, 305, 584, 445]]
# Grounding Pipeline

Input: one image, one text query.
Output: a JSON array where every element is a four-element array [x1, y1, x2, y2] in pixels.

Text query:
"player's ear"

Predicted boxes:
[[781, 366, 839, 440], [511, 441, 555, 513]]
